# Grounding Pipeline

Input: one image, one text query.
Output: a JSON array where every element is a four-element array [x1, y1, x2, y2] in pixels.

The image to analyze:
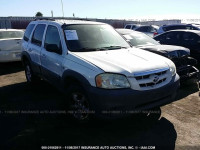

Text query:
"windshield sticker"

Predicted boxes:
[[124, 35, 132, 40], [65, 30, 78, 40]]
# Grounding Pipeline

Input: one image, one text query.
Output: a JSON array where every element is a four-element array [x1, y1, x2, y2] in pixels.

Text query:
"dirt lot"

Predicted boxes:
[[0, 62, 199, 150]]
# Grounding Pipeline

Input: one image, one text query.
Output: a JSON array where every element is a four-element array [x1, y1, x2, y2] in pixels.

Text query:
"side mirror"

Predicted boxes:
[[46, 44, 62, 54]]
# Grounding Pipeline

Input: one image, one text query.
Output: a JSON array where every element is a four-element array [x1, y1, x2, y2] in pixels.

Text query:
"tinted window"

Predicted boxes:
[[182, 32, 199, 45], [24, 24, 35, 41], [155, 32, 180, 44], [125, 25, 131, 29], [165, 32, 181, 41], [135, 26, 148, 32], [44, 25, 62, 53], [31, 24, 46, 46], [178, 50, 189, 57], [131, 25, 136, 29]]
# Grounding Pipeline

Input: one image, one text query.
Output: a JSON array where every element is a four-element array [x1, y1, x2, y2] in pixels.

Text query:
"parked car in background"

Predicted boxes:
[[124, 24, 159, 37], [134, 25, 159, 37], [21, 19, 180, 121], [117, 29, 199, 81], [0, 29, 24, 62], [156, 24, 200, 35], [124, 24, 141, 30], [154, 30, 200, 61]]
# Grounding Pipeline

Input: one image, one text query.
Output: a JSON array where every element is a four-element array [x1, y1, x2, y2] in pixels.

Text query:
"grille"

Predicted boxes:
[[134, 68, 169, 90]]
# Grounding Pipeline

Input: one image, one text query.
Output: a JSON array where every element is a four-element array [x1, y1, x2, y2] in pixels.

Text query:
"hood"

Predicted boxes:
[[138, 44, 190, 53], [73, 48, 171, 77]]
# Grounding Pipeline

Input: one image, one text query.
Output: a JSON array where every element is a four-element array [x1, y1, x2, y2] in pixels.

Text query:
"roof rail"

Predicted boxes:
[[34, 17, 55, 21]]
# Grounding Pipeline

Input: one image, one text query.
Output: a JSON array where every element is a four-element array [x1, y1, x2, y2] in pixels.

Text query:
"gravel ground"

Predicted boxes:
[[0, 62, 199, 150]]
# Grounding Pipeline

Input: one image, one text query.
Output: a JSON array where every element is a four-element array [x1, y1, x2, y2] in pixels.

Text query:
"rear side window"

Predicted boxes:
[[182, 32, 199, 45], [31, 24, 46, 46], [125, 25, 131, 29], [24, 24, 35, 41]]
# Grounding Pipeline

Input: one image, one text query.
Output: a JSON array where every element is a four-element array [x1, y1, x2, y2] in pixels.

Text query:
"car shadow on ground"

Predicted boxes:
[[1, 116, 177, 150], [0, 62, 24, 75], [176, 79, 199, 100], [0, 81, 178, 150]]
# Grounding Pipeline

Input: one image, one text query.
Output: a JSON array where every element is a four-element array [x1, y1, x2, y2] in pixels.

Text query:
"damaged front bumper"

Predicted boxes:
[[177, 65, 199, 81]]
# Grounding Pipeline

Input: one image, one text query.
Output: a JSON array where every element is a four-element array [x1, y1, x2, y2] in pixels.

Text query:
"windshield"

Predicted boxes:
[[63, 24, 130, 52], [0, 31, 24, 39], [123, 32, 160, 47]]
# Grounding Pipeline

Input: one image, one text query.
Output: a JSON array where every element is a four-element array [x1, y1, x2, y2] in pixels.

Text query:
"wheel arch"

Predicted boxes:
[[21, 51, 32, 65], [62, 69, 92, 90]]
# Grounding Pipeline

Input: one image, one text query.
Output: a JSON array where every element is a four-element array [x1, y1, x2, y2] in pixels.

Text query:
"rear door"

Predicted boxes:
[[155, 31, 181, 45], [22, 24, 36, 55], [40, 24, 64, 85], [30, 24, 46, 74]]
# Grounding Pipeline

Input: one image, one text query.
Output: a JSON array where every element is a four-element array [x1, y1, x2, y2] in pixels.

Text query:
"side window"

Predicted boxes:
[[125, 25, 131, 29], [182, 32, 198, 45], [131, 25, 136, 29], [149, 26, 156, 32], [178, 50, 189, 57], [135, 26, 148, 32], [31, 24, 46, 47], [165, 32, 178, 40], [23, 24, 35, 41], [44, 25, 62, 54], [163, 32, 180, 45]]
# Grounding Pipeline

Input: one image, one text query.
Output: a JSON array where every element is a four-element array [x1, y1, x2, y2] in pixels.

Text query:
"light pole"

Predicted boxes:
[[61, 0, 64, 18]]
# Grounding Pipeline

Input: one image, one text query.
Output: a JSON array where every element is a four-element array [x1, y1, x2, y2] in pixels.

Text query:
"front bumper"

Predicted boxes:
[[0, 50, 21, 62], [86, 74, 180, 118]]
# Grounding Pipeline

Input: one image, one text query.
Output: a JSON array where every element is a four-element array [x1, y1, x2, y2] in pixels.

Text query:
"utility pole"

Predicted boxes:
[[51, 10, 53, 17], [61, 0, 64, 18]]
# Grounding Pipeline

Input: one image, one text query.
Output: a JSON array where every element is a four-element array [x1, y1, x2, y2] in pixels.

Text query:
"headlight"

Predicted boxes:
[[169, 61, 176, 76], [96, 73, 130, 89]]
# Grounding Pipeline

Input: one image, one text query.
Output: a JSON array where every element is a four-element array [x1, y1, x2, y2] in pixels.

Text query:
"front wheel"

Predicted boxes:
[[66, 85, 92, 122]]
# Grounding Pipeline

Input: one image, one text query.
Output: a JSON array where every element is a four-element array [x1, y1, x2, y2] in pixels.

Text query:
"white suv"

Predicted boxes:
[[21, 19, 180, 121]]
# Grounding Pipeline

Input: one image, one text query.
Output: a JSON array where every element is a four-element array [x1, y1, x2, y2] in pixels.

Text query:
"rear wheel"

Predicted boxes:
[[24, 61, 40, 84]]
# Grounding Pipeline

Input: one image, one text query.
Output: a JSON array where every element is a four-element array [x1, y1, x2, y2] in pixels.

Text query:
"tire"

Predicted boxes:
[[66, 84, 92, 123], [24, 61, 40, 85]]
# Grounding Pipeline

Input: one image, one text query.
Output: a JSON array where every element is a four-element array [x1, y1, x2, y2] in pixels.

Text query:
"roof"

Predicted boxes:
[[165, 29, 200, 35], [161, 23, 200, 28], [32, 19, 106, 26]]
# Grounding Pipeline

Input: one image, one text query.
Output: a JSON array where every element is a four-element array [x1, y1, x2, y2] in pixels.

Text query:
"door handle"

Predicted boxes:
[[41, 54, 46, 58], [28, 48, 32, 52]]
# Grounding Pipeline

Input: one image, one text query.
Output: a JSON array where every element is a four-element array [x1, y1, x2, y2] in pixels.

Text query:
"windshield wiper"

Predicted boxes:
[[100, 46, 128, 50], [76, 47, 107, 52]]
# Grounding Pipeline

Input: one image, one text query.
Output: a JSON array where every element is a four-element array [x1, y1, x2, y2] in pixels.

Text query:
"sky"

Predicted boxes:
[[1, 0, 200, 21]]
